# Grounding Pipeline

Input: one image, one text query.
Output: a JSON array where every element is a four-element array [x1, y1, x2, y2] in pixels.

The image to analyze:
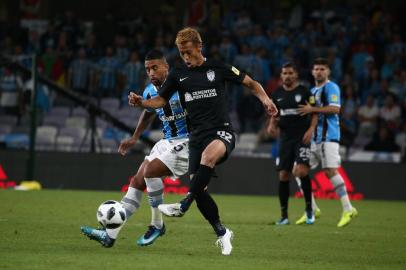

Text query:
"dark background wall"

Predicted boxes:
[[1, 150, 405, 200]]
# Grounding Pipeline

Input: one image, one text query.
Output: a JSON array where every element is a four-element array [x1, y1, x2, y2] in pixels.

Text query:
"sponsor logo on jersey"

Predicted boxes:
[[159, 111, 188, 122], [179, 77, 188, 82], [280, 108, 300, 116], [185, 89, 218, 102], [309, 96, 315, 105], [331, 94, 338, 102], [231, 66, 240, 76], [295, 94, 302, 103], [185, 92, 194, 102], [207, 70, 215, 82]]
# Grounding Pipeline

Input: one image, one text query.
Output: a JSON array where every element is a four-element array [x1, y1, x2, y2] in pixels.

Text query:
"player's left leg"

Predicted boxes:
[[81, 161, 148, 247], [295, 177, 321, 218]]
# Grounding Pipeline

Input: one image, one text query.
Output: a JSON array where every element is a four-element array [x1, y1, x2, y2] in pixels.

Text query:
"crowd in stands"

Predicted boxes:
[[0, 1, 405, 155]]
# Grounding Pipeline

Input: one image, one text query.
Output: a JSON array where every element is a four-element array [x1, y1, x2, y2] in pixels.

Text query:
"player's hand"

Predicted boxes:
[[298, 101, 313, 115], [128, 92, 143, 107], [302, 129, 313, 144], [264, 99, 278, 116], [118, 137, 137, 156]]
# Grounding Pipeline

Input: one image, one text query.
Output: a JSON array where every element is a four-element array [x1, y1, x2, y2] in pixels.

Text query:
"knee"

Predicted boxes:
[[200, 152, 218, 167], [279, 171, 290, 181], [143, 163, 156, 178], [293, 165, 309, 178], [130, 174, 146, 190], [324, 168, 337, 179]]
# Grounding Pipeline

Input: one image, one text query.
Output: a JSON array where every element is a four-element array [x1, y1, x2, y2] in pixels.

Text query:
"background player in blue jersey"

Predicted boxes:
[[298, 58, 358, 227], [81, 49, 189, 246]]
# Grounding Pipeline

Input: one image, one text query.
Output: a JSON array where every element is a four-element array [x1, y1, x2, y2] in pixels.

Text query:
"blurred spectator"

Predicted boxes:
[[395, 123, 406, 158], [219, 33, 237, 63], [379, 95, 401, 131], [184, 0, 207, 26], [341, 86, 359, 146], [95, 46, 120, 98], [38, 46, 65, 86], [358, 95, 379, 137], [120, 51, 145, 96], [0, 68, 23, 116], [23, 68, 51, 113], [84, 32, 101, 61], [39, 24, 58, 52], [115, 35, 130, 64], [365, 126, 400, 152], [68, 48, 92, 95]]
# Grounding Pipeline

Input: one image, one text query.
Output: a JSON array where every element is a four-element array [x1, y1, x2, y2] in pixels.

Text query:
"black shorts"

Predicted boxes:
[[276, 136, 310, 172], [189, 128, 236, 175]]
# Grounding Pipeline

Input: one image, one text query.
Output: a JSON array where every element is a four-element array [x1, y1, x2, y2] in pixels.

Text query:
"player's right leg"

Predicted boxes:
[[137, 158, 172, 246], [273, 137, 295, 225], [322, 142, 357, 227], [81, 160, 148, 247], [275, 170, 291, 225]]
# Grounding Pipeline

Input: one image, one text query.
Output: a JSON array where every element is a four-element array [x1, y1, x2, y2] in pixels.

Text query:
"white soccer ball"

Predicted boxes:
[[97, 200, 126, 229]]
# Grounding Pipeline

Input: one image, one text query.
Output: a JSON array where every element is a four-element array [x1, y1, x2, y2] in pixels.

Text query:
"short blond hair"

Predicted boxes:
[[175, 27, 202, 46]]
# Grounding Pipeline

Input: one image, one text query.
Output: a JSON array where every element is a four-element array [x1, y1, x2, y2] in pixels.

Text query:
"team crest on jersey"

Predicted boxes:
[[184, 92, 194, 102], [295, 94, 302, 103], [207, 70, 215, 82]]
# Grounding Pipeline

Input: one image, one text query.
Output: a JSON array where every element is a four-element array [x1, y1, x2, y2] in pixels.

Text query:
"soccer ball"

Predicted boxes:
[[97, 200, 126, 229]]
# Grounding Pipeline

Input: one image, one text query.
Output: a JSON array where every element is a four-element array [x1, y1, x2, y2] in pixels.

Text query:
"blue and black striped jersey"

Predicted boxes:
[[143, 83, 188, 139]]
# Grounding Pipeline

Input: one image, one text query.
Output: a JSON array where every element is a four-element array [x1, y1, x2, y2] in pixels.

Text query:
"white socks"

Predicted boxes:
[[145, 177, 164, 229], [106, 187, 143, 239], [330, 174, 353, 212]]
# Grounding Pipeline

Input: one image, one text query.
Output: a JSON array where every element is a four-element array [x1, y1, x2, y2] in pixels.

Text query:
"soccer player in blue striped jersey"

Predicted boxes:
[[298, 58, 358, 227], [81, 49, 190, 247]]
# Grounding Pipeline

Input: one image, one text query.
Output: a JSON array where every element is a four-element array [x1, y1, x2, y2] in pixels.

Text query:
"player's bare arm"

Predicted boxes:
[[298, 101, 340, 115], [267, 116, 279, 137], [302, 113, 318, 144], [128, 92, 167, 109], [242, 75, 278, 116], [118, 110, 156, 156]]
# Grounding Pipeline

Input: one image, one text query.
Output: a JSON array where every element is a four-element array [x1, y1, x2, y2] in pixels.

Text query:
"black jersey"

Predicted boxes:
[[271, 85, 315, 137], [159, 59, 246, 134]]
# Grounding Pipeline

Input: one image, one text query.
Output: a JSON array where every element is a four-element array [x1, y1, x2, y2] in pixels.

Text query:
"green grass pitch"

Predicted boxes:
[[0, 190, 405, 270]]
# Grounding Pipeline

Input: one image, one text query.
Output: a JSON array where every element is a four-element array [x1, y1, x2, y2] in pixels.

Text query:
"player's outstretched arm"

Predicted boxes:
[[242, 75, 278, 116], [118, 110, 156, 156], [128, 92, 167, 109]]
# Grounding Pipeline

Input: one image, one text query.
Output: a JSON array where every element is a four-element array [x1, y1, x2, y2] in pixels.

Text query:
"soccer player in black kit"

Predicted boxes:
[[267, 63, 317, 225], [129, 27, 277, 255]]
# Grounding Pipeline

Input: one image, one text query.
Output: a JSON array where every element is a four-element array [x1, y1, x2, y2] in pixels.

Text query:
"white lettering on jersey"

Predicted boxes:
[[280, 108, 300, 116], [185, 89, 218, 102]]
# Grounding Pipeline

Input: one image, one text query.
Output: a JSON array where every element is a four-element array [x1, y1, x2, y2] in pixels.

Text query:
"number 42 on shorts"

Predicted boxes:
[[217, 131, 232, 143]]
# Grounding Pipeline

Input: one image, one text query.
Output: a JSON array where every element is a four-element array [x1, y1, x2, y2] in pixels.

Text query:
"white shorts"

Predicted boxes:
[[145, 137, 189, 178], [310, 142, 341, 169]]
